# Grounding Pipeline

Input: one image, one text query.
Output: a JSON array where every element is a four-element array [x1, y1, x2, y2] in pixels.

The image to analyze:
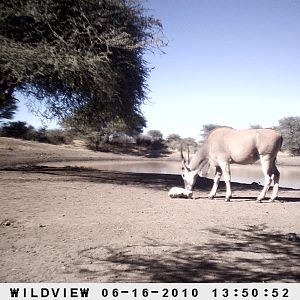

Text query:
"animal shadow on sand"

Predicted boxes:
[[75, 224, 300, 282], [3, 165, 300, 202]]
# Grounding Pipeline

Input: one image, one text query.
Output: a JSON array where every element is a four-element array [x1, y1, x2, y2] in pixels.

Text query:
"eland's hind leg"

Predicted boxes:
[[209, 166, 222, 199], [222, 163, 232, 202], [257, 155, 273, 202]]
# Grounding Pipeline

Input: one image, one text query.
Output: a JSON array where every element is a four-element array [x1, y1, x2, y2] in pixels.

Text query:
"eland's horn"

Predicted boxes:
[[181, 145, 189, 169], [180, 144, 185, 161]]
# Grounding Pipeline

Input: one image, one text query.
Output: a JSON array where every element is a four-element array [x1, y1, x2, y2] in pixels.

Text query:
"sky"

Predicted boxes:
[[13, 0, 300, 139]]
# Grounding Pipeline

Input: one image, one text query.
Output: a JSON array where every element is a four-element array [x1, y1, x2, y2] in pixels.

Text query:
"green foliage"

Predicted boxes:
[[0, 0, 165, 130], [278, 116, 300, 155], [0, 94, 18, 120]]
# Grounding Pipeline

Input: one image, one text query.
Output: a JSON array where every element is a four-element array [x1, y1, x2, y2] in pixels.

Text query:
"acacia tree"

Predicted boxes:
[[0, 0, 165, 131], [0, 94, 18, 120]]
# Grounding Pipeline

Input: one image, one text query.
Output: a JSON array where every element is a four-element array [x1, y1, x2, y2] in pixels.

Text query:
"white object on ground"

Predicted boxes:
[[168, 187, 193, 199]]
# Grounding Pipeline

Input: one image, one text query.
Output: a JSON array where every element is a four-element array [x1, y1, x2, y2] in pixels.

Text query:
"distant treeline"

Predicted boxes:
[[1, 116, 300, 155], [0, 121, 198, 153]]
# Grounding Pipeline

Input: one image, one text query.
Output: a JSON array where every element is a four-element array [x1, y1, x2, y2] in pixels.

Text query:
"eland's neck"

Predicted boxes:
[[189, 144, 208, 171]]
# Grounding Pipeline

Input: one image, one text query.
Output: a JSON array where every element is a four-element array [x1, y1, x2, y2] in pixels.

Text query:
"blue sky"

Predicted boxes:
[[14, 0, 300, 139], [141, 0, 300, 138]]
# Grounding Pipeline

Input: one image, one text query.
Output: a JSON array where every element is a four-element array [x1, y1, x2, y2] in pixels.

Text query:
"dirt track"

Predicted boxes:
[[0, 137, 299, 282]]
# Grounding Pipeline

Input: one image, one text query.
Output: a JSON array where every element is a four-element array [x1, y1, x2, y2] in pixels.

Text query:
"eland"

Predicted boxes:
[[181, 127, 283, 202]]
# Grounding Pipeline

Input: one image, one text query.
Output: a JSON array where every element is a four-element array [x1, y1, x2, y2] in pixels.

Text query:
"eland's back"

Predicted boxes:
[[207, 127, 282, 165]]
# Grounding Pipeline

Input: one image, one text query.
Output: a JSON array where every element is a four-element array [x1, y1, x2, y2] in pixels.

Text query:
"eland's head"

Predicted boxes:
[[180, 146, 199, 191]]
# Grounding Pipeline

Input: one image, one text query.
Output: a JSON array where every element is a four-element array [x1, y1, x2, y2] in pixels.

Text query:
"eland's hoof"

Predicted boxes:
[[256, 196, 266, 202], [225, 198, 231, 202]]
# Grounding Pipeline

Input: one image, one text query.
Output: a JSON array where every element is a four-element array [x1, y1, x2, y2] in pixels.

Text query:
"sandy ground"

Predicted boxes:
[[0, 137, 299, 282]]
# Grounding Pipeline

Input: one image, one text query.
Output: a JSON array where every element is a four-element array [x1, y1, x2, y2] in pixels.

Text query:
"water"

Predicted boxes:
[[44, 160, 300, 189], [229, 164, 300, 189]]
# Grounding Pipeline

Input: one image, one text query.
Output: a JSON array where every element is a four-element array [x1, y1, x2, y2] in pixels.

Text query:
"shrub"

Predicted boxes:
[[147, 130, 163, 141], [136, 134, 153, 147], [0, 122, 74, 145], [279, 117, 300, 155], [108, 133, 135, 144], [166, 134, 182, 151], [0, 121, 34, 139], [44, 129, 73, 145], [85, 132, 106, 151]]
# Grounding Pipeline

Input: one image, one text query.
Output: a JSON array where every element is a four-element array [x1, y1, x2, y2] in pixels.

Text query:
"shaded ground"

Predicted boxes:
[[0, 137, 299, 282]]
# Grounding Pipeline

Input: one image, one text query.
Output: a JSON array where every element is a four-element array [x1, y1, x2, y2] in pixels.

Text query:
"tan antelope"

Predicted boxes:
[[181, 127, 283, 202]]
